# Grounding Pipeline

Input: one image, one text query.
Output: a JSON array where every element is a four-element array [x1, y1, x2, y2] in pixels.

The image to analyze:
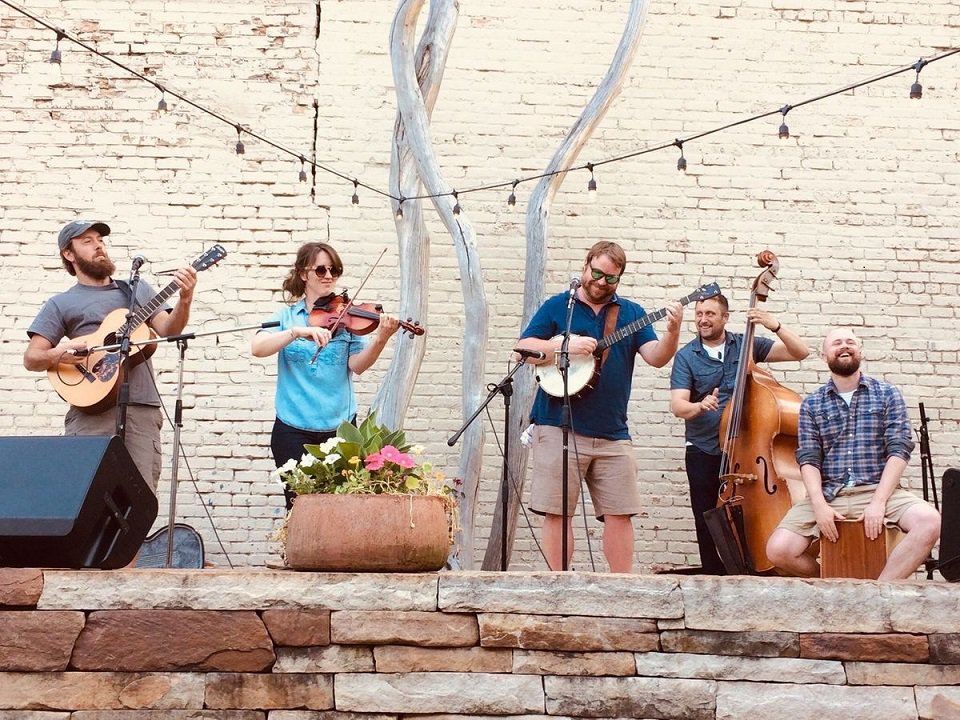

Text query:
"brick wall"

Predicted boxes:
[[0, 568, 958, 718], [0, 1, 957, 570]]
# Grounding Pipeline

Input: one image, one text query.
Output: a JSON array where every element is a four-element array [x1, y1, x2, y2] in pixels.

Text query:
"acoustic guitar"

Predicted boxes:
[[47, 245, 227, 414], [535, 282, 721, 398]]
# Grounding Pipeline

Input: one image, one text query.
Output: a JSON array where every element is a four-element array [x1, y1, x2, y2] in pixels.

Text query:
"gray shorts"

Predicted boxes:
[[528, 425, 641, 519], [65, 404, 163, 493], [777, 484, 930, 538]]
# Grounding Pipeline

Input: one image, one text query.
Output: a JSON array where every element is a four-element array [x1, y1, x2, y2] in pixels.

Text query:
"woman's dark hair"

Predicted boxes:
[[282, 242, 343, 300]]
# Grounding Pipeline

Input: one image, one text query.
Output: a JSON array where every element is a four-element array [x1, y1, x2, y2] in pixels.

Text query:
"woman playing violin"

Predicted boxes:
[[252, 242, 400, 508]]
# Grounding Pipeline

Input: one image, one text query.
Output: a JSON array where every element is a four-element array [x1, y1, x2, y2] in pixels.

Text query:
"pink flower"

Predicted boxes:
[[380, 445, 403, 463], [364, 451, 385, 471], [394, 452, 416, 469]]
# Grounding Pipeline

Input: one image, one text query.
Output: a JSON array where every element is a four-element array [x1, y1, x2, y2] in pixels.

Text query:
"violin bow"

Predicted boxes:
[[309, 248, 387, 364]]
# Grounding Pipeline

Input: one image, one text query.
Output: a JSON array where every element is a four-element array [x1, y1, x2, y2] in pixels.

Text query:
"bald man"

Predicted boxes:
[[766, 327, 940, 580]]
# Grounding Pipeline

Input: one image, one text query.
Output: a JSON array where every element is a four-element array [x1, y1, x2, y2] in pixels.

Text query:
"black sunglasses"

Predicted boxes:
[[309, 265, 342, 279], [589, 264, 621, 284]]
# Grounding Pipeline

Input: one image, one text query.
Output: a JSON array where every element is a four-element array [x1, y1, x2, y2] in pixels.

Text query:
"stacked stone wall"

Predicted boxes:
[[0, 569, 959, 718]]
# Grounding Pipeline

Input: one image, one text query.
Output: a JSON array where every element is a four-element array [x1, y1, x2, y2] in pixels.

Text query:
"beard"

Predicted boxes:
[[827, 353, 861, 377], [698, 325, 724, 343], [74, 253, 116, 281], [582, 280, 616, 305]]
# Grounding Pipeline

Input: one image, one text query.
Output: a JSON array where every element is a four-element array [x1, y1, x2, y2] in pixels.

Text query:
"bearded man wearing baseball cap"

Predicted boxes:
[[23, 220, 199, 492]]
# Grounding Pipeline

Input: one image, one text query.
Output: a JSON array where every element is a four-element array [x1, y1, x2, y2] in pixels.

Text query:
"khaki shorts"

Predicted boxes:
[[777, 484, 930, 538], [65, 404, 163, 493], [528, 425, 641, 519]]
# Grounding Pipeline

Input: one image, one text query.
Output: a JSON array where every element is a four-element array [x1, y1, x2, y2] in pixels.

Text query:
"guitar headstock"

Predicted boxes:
[[689, 282, 722, 304], [193, 245, 228, 272]]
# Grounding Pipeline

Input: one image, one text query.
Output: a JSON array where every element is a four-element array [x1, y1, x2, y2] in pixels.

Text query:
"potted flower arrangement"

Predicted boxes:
[[274, 414, 457, 572]]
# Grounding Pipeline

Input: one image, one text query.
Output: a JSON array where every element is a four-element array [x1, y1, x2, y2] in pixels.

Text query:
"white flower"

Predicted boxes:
[[300, 453, 314, 466], [318, 436, 344, 454], [411, 445, 425, 456], [277, 458, 299, 475], [323, 453, 342, 466]]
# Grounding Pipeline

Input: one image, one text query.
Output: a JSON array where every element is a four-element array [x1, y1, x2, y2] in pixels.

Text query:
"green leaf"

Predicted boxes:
[[338, 421, 364, 445]]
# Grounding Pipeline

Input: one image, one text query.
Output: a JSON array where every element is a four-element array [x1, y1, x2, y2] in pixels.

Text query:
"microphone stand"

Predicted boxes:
[[447, 358, 527, 571], [558, 282, 578, 571], [113, 266, 143, 442], [88, 320, 279, 567], [917, 402, 940, 580]]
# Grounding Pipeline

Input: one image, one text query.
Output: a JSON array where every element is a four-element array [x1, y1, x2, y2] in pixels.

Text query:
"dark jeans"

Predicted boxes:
[[271, 417, 343, 510], [684, 445, 727, 575]]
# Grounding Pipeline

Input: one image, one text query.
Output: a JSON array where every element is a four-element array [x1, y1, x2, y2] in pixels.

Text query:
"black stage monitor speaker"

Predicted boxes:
[[0, 435, 158, 569], [940, 468, 960, 582]]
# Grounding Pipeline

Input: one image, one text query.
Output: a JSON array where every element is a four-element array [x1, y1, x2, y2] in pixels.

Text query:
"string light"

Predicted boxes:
[[778, 105, 792, 140], [351, 179, 360, 205], [49, 31, 63, 64], [910, 58, 927, 99], [395, 197, 405, 220], [3, 0, 956, 211], [235, 125, 245, 155], [157, 92, 168, 112], [675, 140, 687, 172], [299, 156, 307, 182], [452, 190, 461, 216]]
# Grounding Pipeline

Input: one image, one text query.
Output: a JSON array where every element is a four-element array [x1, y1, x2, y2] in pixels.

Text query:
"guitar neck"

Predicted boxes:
[[121, 280, 180, 335], [596, 288, 704, 352]]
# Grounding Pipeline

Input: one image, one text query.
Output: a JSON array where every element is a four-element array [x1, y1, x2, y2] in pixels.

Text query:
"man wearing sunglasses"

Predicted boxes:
[[515, 241, 683, 573], [669, 293, 808, 574]]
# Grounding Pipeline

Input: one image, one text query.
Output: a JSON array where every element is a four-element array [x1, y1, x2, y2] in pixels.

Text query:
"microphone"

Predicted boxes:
[[514, 348, 546, 361], [130, 254, 148, 274], [569, 275, 581, 293], [65, 347, 90, 357]]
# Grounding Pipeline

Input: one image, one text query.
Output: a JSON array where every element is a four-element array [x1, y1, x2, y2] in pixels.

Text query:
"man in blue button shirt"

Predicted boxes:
[[766, 327, 941, 580], [669, 293, 809, 573]]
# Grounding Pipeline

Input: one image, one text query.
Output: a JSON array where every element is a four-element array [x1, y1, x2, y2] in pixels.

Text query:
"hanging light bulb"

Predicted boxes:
[[351, 179, 360, 206], [452, 190, 461, 216], [235, 125, 245, 155], [586, 163, 597, 201], [50, 32, 63, 64], [507, 179, 518, 207], [395, 197, 405, 220], [910, 58, 926, 99], [157, 92, 168, 112], [298, 156, 307, 182], [778, 105, 792, 140], [675, 140, 687, 172]]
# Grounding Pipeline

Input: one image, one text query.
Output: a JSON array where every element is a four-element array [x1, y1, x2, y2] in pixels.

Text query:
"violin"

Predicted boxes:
[[309, 292, 425, 339]]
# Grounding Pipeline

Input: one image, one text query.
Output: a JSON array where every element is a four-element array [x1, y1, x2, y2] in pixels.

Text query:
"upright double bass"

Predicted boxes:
[[714, 251, 804, 573]]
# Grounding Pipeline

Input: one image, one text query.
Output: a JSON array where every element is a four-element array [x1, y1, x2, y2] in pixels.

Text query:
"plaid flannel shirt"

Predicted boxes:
[[795, 373, 915, 502]]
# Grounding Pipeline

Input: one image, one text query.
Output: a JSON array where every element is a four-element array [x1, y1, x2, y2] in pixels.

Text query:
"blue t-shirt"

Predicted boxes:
[[262, 301, 368, 433], [521, 291, 657, 440], [669, 332, 774, 455]]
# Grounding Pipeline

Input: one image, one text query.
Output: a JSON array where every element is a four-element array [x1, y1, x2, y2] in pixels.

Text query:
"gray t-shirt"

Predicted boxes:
[[28, 280, 170, 406]]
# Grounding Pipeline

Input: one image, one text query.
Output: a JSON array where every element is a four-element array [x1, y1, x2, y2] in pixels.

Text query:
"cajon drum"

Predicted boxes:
[[820, 519, 903, 579]]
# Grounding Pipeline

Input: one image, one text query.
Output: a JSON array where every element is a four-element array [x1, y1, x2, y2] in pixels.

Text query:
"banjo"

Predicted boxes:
[[535, 282, 721, 398]]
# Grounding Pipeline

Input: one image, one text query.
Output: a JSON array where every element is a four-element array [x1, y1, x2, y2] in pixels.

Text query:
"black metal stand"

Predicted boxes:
[[87, 320, 279, 568], [917, 402, 941, 580], [447, 359, 526, 571], [113, 270, 142, 442], [558, 284, 578, 571]]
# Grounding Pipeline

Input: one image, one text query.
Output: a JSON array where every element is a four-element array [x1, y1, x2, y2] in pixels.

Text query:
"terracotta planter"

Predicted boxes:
[[284, 494, 450, 572]]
